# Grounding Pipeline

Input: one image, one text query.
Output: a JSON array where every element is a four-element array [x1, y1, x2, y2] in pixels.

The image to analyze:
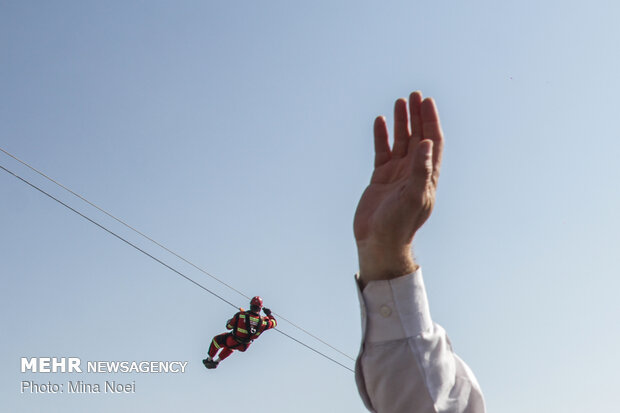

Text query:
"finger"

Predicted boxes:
[[373, 116, 391, 167], [392, 98, 410, 158], [420, 98, 444, 186], [409, 91, 423, 140]]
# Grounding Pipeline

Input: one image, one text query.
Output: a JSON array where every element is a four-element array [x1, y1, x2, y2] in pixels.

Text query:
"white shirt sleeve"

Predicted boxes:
[[355, 268, 485, 413]]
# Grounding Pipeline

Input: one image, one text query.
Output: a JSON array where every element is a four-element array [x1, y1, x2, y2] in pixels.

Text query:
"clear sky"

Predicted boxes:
[[1, 1, 619, 412]]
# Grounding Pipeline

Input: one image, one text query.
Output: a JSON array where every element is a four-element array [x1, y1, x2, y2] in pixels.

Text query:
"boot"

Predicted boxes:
[[202, 358, 219, 369]]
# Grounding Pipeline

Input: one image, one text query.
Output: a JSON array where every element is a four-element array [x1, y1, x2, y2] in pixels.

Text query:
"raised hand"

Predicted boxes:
[[354, 91, 444, 285]]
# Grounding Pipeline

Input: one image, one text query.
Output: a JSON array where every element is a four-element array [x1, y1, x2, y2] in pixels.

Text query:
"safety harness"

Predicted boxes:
[[231, 311, 264, 345]]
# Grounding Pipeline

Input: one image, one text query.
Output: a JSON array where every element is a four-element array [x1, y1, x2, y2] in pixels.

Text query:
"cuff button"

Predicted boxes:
[[379, 305, 392, 317]]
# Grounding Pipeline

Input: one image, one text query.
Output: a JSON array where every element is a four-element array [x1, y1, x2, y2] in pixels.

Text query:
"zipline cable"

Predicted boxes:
[[0, 163, 354, 374], [0, 146, 355, 362]]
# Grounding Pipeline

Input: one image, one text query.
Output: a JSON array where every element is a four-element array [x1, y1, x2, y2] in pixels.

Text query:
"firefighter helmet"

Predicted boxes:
[[250, 296, 263, 309]]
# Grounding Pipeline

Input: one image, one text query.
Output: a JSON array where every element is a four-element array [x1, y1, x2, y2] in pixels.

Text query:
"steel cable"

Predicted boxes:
[[0, 162, 354, 373], [0, 146, 355, 362]]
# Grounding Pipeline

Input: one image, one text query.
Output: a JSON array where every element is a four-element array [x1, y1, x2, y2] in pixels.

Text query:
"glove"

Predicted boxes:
[[263, 308, 272, 316]]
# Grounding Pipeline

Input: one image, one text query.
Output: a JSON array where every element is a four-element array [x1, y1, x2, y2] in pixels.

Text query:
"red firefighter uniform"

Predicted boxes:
[[203, 296, 276, 369]]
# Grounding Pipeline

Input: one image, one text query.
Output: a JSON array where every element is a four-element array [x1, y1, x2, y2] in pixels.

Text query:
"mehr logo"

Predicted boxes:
[[21, 357, 82, 373]]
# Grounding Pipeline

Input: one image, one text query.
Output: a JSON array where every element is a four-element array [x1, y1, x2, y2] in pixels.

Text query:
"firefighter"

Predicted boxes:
[[203, 296, 277, 369]]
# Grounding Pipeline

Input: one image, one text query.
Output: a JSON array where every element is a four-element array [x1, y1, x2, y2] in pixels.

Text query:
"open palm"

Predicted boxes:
[[354, 91, 444, 280]]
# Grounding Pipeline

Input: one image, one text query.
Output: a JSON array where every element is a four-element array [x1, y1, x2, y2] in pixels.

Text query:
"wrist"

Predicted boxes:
[[356, 240, 418, 287]]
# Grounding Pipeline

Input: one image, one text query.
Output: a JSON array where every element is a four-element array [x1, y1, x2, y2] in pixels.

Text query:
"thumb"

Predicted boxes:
[[405, 140, 433, 204], [412, 139, 433, 184]]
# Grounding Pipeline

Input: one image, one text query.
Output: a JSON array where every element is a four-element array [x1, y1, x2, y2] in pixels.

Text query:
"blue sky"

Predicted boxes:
[[1, 1, 619, 412]]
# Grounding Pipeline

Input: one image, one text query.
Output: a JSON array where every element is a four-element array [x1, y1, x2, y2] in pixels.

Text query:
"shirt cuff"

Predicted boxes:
[[356, 268, 433, 343]]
